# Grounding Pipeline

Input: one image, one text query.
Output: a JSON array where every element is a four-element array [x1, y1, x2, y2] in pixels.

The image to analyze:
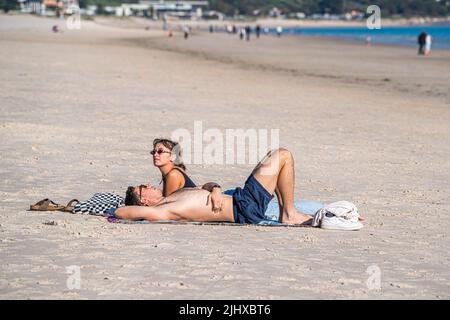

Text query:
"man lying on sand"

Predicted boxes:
[[115, 148, 312, 225]]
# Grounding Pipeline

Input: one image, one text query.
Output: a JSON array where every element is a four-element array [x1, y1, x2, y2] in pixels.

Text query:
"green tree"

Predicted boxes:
[[208, 0, 450, 17], [1, 0, 18, 13], [36, 0, 449, 17]]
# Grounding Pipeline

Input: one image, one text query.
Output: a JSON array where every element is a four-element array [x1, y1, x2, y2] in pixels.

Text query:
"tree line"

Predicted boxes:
[[2, 0, 449, 17], [210, 0, 449, 17]]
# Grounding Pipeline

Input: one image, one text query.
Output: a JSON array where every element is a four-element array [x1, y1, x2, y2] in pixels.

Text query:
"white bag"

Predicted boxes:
[[312, 201, 363, 230]]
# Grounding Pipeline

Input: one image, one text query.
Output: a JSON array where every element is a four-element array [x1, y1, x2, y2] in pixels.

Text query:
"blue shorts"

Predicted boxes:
[[232, 175, 274, 224]]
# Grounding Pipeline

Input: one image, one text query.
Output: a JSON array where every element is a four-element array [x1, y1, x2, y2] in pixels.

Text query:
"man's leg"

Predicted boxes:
[[274, 187, 283, 219], [252, 148, 311, 225]]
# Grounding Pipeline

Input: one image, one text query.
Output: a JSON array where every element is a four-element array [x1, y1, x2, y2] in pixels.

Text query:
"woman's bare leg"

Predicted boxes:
[[252, 148, 311, 225]]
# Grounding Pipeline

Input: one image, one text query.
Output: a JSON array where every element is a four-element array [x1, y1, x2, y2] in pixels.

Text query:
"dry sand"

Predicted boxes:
[[0, 14, 449, 299]]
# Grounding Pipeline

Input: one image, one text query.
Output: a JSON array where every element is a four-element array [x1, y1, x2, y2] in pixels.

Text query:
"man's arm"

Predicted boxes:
[[115, 206, 173, 221]]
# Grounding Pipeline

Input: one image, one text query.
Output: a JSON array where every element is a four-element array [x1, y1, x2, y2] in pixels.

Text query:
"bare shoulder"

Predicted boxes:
[[166, 168, 184, 179], [164, 169, 185, 188]]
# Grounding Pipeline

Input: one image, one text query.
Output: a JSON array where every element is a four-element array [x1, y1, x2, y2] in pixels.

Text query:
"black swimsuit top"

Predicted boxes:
[[164, 167, 197, 189]]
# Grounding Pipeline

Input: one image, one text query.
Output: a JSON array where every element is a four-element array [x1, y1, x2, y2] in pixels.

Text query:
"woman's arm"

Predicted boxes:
[[202, 182, 223, 213], [163, 170, 185, 196], [201, 182, 221, 192]]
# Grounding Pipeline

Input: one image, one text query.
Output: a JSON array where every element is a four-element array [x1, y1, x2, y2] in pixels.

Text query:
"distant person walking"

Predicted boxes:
[[245, 25, 251, 41], [183, 26, 190, 40], [276, 26, 283, 37], [418, 31, 427, 55], [256, 25, 261, 38], [239, 27, 246, 41], [425, 33, 432, 56]]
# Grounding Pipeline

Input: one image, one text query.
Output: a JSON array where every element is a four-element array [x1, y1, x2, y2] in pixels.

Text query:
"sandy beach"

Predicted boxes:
[[0, 14, 449, 299]]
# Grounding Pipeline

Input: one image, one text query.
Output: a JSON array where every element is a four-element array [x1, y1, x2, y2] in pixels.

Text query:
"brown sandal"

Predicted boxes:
[[62, 199, 80, 213], [30, 199, 65, 211]]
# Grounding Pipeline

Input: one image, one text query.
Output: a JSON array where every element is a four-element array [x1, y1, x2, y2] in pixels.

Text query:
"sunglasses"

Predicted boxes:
[[150, 149, 172, 156], [138, 184, 147, 202]]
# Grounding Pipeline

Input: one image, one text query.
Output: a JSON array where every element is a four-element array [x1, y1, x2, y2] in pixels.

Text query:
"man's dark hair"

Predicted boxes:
[[125, 186, 141, 206]]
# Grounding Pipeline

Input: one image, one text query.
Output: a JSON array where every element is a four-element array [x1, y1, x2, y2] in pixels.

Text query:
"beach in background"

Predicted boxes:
[[0, 14, 449, 299], [286, 25, 450, 49]]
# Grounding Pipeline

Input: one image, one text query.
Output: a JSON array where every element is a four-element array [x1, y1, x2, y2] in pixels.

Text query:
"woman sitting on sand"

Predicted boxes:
[[148, 138, 196, 196]]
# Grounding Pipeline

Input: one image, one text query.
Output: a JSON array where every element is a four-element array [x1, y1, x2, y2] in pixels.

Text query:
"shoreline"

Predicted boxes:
[[90, 15, 450, 51], [4, 13, 448, 51], [287, 33, 450, 51]]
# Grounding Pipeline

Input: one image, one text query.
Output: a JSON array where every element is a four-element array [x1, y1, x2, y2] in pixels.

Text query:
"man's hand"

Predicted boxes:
[[206, 187, 223, 214]]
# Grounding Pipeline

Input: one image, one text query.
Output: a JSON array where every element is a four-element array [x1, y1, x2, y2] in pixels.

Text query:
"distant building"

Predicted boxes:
[[16, 0, 209, 19], [114, 1, 209, 19], [139, 1, 209, 19], [115, 3, 150, 17], [17, 0, 79, 15], [202, 10, 224, 20], [18, 0, 42, 14], [268, 7, 282, 18], [288, 12, 306, 19]]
